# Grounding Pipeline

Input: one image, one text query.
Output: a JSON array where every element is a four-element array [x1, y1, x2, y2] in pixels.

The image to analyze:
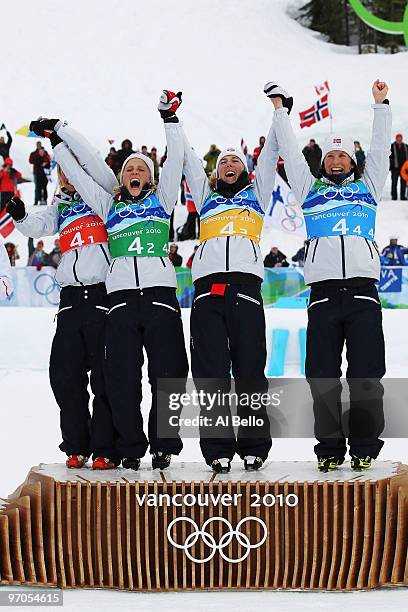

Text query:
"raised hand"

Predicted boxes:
[[372, 79, 389, 104], [6, 196, 26, 222], [29, 117, 60, 137], [264, 82, 293, 114], [158, 90, 182, 122]]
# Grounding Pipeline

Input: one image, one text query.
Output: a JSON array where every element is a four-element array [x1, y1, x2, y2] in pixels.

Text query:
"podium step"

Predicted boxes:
[[1, 462, 407, 591]]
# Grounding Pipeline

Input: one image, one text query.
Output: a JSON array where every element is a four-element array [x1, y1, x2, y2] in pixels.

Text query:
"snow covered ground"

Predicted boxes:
[[1, 0, 408, 609]]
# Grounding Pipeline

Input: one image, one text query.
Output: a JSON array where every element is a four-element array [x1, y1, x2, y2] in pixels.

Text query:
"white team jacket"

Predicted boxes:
[[182, 121, 279, 283], [273, 104, 392, 285], [183, 119, 279, 282], [53, 122, 184, 293], [0, 238, 13, 300]]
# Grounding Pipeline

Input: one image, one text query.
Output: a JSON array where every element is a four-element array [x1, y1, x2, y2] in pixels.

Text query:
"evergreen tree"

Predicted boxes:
[[297, 0, 406, 53]]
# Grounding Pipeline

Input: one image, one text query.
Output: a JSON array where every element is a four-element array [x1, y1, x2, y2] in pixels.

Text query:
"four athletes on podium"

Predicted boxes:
[[6, 80, 391, 474]]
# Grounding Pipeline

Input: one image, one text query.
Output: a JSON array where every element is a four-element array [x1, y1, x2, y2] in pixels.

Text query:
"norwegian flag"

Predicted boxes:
[[315, 80, 330, 96], [0, 209, 14, 239], [299, 94, 330, 129]]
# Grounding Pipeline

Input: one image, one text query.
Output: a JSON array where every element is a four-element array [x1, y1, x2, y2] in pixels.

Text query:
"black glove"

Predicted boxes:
[[29, 117, 59, 137], [158, 90, 182, 123], [7, 196, 26, 222], [264, 82, 294, 115], [49, 131, 63, 148]]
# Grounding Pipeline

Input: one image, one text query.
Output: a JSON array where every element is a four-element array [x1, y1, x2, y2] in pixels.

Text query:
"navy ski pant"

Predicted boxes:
[[104, 287, 189, 459], [305, 283, 386, 460], [49, 284, 116, 460], [190, 281, 272, 465]]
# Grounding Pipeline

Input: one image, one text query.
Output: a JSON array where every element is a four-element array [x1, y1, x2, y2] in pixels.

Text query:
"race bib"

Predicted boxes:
[[106, 195, 170, 258], [302, 179, 377, 241], [200, 188, 264, 243], [58, 200, 108, 254]]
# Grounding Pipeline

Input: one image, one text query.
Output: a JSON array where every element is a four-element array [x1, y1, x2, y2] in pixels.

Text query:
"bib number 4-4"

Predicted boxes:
[[332, 218, 374, 239]]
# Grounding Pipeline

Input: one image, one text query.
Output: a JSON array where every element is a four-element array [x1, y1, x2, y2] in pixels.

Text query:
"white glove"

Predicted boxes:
[[264, 82, 293, 114], [0, 276, 13, 300]]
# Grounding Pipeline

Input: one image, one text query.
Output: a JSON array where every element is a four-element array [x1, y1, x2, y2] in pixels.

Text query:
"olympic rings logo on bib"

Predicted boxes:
[[317, 183, 360, 200], [212, 191, 250, 206], [115, 199, 152, 219], [167, 516, 267, 564]]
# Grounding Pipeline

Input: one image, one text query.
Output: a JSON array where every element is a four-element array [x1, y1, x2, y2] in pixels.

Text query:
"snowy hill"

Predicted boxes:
[[2, 0, 408, 173]]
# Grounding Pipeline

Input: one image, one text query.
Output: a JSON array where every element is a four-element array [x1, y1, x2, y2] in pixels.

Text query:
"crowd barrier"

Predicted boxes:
[[1, 266, 408, 308]]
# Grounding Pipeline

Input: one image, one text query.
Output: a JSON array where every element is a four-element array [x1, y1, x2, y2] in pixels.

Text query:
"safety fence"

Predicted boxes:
[[1, 266, 408, 308]]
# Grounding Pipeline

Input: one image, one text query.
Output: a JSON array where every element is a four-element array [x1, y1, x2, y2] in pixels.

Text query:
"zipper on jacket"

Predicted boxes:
[[73, 251, 84, 286], [159, 256, 166, 267], [250, 240, 258, 262], [100, 244, 110, 265], [110, 259, 116, 273], [134, 257, 140, 287], [226, 236, 230, 271], [311, 239, 319, 263], [340, 235, 346, 278], [199, 241, 207, 260], [365, 238, 374, 259]]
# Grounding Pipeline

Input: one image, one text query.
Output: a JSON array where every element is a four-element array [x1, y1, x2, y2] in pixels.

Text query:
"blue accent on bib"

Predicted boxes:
[[302, 179, 377, 241]]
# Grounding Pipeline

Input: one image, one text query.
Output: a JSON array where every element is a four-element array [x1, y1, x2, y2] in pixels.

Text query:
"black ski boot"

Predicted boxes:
[[244, 456, 264, 471], [122, 457, 141, 470], [152, 452, 171, 470], [317, 456, 344, 473], [211, 458, 231, 474], [350, 455, 372, 472]]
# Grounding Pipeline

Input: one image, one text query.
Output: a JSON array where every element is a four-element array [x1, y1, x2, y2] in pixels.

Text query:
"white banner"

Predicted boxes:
[[264, 174, 306, 238], [0, 267, 60, 308]]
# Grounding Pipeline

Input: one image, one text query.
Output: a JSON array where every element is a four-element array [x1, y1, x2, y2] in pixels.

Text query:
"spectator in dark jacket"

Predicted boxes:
[[292, 243, 306, 267], [29, 145, 51, 205], [115, 139, 134, 168], [390, 133, 408, 200], [253, 136, 266, 167], [160, 147, 167, 168], [354, 141, 366, 173], [203, 144, 221, 176], [105, 147, 121, 176], [264, 247, 289, 268], [302, 139, 322, 177], [381, 236, 408, 266], [0, 126, 12, 161], [150, 147, 160, 181], [0, 158, 22, 212], [169, 244, 182, 267]]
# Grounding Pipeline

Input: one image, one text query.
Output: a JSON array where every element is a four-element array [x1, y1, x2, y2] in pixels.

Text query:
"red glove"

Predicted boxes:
[[158, 90, 182, 122]]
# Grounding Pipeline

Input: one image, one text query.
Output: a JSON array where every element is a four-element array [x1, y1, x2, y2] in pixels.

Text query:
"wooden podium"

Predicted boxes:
[[0, 461, 407, 591]]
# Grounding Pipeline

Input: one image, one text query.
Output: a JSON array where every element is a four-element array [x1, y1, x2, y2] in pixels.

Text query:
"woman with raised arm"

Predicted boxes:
[[29, 91, 188, 471], [7, 153, 117, 470], [181, 87, 292, 473], [269, 80, 391, 473]]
